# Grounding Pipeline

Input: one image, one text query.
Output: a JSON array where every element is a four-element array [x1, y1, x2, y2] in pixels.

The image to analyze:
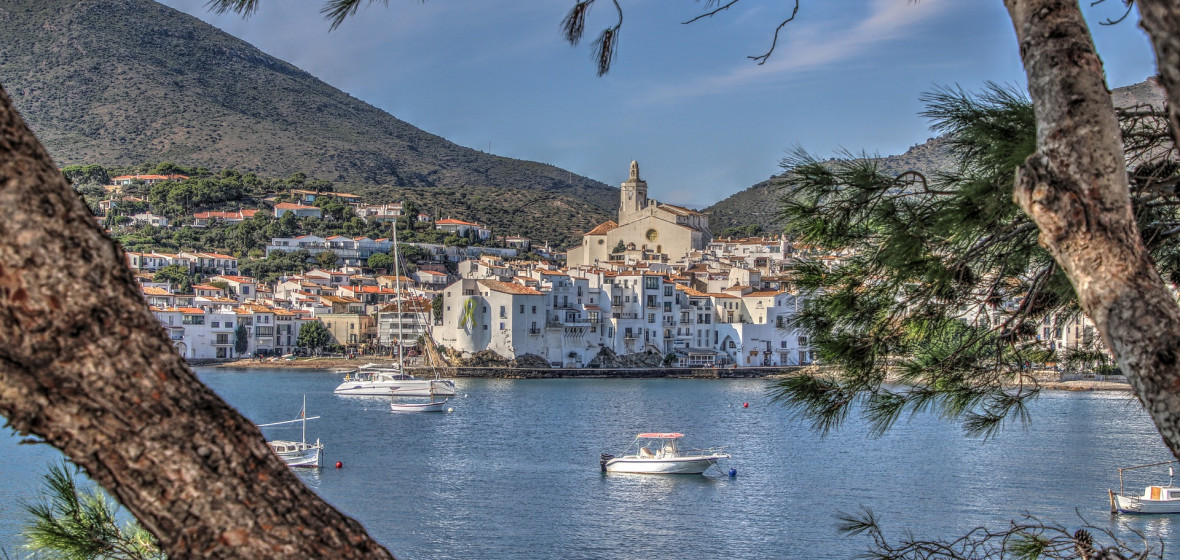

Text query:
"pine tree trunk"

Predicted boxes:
[[0, 86, 393, 558], [1005, 0, 1180, 458]]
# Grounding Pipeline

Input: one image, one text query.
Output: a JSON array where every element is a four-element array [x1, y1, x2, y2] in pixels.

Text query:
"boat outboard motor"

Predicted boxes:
[[600, 454, 615, 472]]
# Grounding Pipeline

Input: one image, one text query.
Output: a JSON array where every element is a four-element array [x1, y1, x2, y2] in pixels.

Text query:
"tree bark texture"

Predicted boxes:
[[0, 87, 393, 558], [1005, 0, 1180, 458], [1136, 0, 1180, 149]]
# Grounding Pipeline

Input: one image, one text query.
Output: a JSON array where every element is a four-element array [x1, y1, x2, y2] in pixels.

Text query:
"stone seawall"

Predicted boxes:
[[404, 366, 805, 379]]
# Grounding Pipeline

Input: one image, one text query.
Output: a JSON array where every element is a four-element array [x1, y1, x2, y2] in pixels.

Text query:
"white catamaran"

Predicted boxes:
[[333, 223, 456, 399]]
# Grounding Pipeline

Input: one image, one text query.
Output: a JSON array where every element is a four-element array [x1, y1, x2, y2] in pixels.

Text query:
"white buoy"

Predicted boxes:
[[447, 407, 454, 413]]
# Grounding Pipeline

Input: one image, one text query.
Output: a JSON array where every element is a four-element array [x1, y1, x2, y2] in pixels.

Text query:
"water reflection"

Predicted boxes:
[[2, 373, 1178, 559]]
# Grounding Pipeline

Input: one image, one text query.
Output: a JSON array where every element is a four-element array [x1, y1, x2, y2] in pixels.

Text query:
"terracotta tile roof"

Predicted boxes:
[[745, 290, 786, 297], [657, 203, 702, 217], [586, 220, 618, 235], [436, 218, 479, 226], [274, 203, 319, 210], [675, 285, 710, 297], [177, 307, 204, 314], [142, 286, 172, 296], [213, 275, 254, 283], [477, 280, 544, 296]]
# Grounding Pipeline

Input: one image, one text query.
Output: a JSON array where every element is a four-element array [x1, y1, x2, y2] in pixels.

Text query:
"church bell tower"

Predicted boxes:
[[619, 160, 648, 222]]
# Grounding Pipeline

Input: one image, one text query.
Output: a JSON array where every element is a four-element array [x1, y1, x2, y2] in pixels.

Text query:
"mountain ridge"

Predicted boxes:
[[703, 78, 1165, 234], [0, 0, 616, 246]]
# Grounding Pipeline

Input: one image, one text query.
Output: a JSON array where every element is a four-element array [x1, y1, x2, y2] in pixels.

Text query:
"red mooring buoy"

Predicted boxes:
[[743, 402, 749, 408], [335, 461, 343, 469]]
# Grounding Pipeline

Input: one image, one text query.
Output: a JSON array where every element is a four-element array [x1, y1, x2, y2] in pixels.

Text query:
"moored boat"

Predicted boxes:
[[333, 363, 456, 397], [258, 396, 324, 468], [600, 432, 729, 474], [1110, 461, 1180, 514], [390, 381, 451, 413]]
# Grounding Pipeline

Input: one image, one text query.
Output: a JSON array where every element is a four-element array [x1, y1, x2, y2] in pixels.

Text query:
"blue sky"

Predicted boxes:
[[158, 0, 1158, 209]]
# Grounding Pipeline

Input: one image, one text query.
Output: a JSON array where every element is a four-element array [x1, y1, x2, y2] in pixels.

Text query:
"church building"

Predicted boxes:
[[566, 161, 711, 267]]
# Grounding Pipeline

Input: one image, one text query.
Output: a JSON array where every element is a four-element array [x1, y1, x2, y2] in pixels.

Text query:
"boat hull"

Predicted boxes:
[[334, 380, 456, 397], [1112, 493, 1180, 514], [390, 399, 449, 413], [268, 440, 323, 468], [604, 455, 725, 474]]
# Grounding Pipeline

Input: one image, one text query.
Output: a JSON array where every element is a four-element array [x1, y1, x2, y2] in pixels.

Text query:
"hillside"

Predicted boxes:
[[704, 79, 1163, 234], [0, 0, 615, 245], [706, 136, 955, 233]]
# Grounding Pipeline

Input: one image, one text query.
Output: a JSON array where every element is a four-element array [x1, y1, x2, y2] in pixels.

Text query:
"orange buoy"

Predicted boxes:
[[335, 461, 343, 469]]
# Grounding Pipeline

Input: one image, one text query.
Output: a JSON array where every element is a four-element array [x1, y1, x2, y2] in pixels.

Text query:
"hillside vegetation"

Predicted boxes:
[[704, 79, 1163, 235], [0, 0, 614, 245]]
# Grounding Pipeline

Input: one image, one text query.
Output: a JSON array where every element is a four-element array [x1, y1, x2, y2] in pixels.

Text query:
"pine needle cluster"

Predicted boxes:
[[773, 83, 1179, 438], [21, 461, 164, 560]]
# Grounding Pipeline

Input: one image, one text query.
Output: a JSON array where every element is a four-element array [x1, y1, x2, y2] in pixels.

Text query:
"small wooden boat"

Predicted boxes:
[[1109, 461, 1180, 514], [258, 396, 324, 468], [600, 433, 729, 474]]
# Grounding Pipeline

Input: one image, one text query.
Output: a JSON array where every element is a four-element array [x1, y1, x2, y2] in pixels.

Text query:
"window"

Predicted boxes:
[[215, 333, 229, 345], [226, 322, 233, 329], [519, 305, 525, 314], [664, 286, 672, 296], [482, 325, 488, 330], [532, 306, 537, 314], [500, 306, 507, 318], [212, 322, 220, 328], [648, 314, 655, 324], [182, 315, 204, 325], [499, 322, 505, 330], [645, 277, 659, 290]]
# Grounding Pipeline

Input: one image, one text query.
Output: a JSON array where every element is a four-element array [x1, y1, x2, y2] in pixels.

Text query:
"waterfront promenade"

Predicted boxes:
[[204, 357, 1131, 390]]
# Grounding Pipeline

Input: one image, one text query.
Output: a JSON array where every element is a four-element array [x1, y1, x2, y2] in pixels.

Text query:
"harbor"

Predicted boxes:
[[0, 368, 1172, 559]]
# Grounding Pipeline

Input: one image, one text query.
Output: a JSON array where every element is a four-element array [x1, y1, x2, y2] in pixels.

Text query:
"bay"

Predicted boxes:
[[1, 368, 1177, 559]]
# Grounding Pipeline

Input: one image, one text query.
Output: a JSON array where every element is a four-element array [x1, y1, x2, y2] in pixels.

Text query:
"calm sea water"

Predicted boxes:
[[2, 369, 1178, 559]]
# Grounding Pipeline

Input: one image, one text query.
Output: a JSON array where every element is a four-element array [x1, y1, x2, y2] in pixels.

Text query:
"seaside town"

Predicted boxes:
[[107, 160, 1102, 371], [120, 162, 820, 368], [5, 1, 1173, 559]]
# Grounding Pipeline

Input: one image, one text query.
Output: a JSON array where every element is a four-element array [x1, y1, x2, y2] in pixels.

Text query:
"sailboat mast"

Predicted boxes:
[[393, 222, 404, 372], [301, 394, 307, 444]]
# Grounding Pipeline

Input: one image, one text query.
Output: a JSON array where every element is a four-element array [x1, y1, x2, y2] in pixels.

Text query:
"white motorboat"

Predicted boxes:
[[258, 396, 324, 468], [1110, 461, 1180, 514], [333, 364, 456, 397], [600, 433, 729, 474]]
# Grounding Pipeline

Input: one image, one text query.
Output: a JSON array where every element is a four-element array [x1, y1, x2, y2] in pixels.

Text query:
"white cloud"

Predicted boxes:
[[638, 0, 951, 104]]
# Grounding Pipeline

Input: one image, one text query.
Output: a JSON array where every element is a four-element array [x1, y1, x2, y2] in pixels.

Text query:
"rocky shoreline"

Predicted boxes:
[[196, 357, 1133, 390]]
